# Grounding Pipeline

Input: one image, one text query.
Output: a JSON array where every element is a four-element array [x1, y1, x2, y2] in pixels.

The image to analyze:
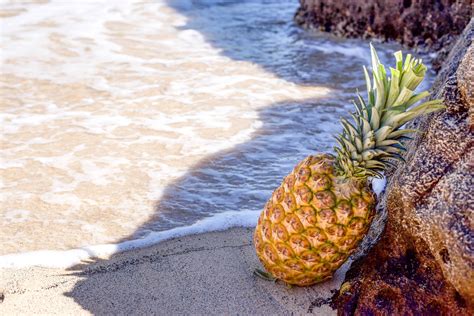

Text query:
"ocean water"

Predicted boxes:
[[0, 0, 425, 268]]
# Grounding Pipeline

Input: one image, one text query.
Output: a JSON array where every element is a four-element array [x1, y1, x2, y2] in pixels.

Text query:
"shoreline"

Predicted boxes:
[[0, 227, 348, 315], [0, 210, 260, 269], [1, 178, 385, 269]]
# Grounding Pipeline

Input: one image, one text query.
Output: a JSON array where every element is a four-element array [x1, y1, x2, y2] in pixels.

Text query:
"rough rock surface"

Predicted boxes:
[[331, 20, 473, 314], [294, 0, 472, 70]]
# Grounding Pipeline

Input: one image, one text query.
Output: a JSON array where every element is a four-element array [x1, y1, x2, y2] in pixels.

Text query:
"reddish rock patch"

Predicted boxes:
[[330, 20, 473, 315]]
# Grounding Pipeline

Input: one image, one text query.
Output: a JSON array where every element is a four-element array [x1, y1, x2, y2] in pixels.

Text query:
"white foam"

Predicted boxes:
[[312, 42, 371, 64], [0, 210, 260, 269], [372, 176, 387, 197], [3, 209, 31, 224]]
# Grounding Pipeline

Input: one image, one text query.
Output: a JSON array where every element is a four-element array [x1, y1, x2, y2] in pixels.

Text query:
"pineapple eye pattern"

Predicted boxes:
[[284, 214, 304, 233], [273, 186, 284, 203], [306, 227, 327, 243], [254, 231, 264, 252], [295, 206, 317, 226], [300, 250, 320, 262], [318, 209, 337, 225], [296, 166, 311, 183], [336, 200, 352, 216], [264, 202, 272, 218], [270, 204, 285, 223], [289, 235, 311, 252], [281, 193, 297, 213], [272, 223, 289, 241], [254, 155, 377, 285], [262, 221, 272, 240], [295, 186, 313, 205], [284, 175, 296, 191], [307, 174, 331, 192], [312, 191, 336, 209], [264, 244, 278, 264], [326, 225, 346, 237], [286, 260, 305, 272], [351, 196, 370, 217], [276, 243, 294, 259]]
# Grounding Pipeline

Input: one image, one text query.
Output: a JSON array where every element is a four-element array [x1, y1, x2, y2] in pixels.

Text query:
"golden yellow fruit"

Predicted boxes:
[[254, 154, 376, 286]]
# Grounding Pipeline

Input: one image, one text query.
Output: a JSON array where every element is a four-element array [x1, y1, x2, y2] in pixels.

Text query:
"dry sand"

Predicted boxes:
[[0, 228, 348, 315]]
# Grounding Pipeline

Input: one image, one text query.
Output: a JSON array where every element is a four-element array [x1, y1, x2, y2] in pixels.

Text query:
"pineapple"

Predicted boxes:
[[253, 45, 444, 286]]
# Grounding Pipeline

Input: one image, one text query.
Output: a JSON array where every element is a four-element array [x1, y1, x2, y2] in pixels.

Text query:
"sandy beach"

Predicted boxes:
[[0, 227, 348, 315], [1, 0, 471, 313]]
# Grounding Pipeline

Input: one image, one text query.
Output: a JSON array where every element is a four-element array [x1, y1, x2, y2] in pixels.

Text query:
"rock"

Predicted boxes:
[[331, 20, 473, 314], [294, 0, 472, 70]]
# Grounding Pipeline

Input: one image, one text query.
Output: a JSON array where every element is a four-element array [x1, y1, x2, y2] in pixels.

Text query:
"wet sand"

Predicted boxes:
[[0, 228, 348, 315]]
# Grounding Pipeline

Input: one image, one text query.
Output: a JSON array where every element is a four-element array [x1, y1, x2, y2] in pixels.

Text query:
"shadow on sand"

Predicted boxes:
[[64, 97, 349, 314], [63, 0, 377, 313]]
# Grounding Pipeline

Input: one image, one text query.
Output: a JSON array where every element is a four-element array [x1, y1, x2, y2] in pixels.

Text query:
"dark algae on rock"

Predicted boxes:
[[330, 20, 473, 315], [295, 0, 471, 47], [295, 0, 472, 70]]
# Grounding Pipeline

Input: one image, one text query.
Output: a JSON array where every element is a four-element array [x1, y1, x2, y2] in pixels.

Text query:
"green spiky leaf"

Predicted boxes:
[[334, 44, 444, 179]]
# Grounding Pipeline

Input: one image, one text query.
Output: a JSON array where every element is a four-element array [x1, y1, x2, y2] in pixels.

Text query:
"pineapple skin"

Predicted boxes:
[[254, 154, 376, 286]]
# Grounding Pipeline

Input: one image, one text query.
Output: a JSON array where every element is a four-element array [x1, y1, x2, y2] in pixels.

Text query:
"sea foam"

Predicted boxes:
[[0, 210, 260, 269]]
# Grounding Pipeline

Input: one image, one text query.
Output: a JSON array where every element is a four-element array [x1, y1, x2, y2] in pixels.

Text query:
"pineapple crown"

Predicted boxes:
[[334, 44, 445, 179]]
